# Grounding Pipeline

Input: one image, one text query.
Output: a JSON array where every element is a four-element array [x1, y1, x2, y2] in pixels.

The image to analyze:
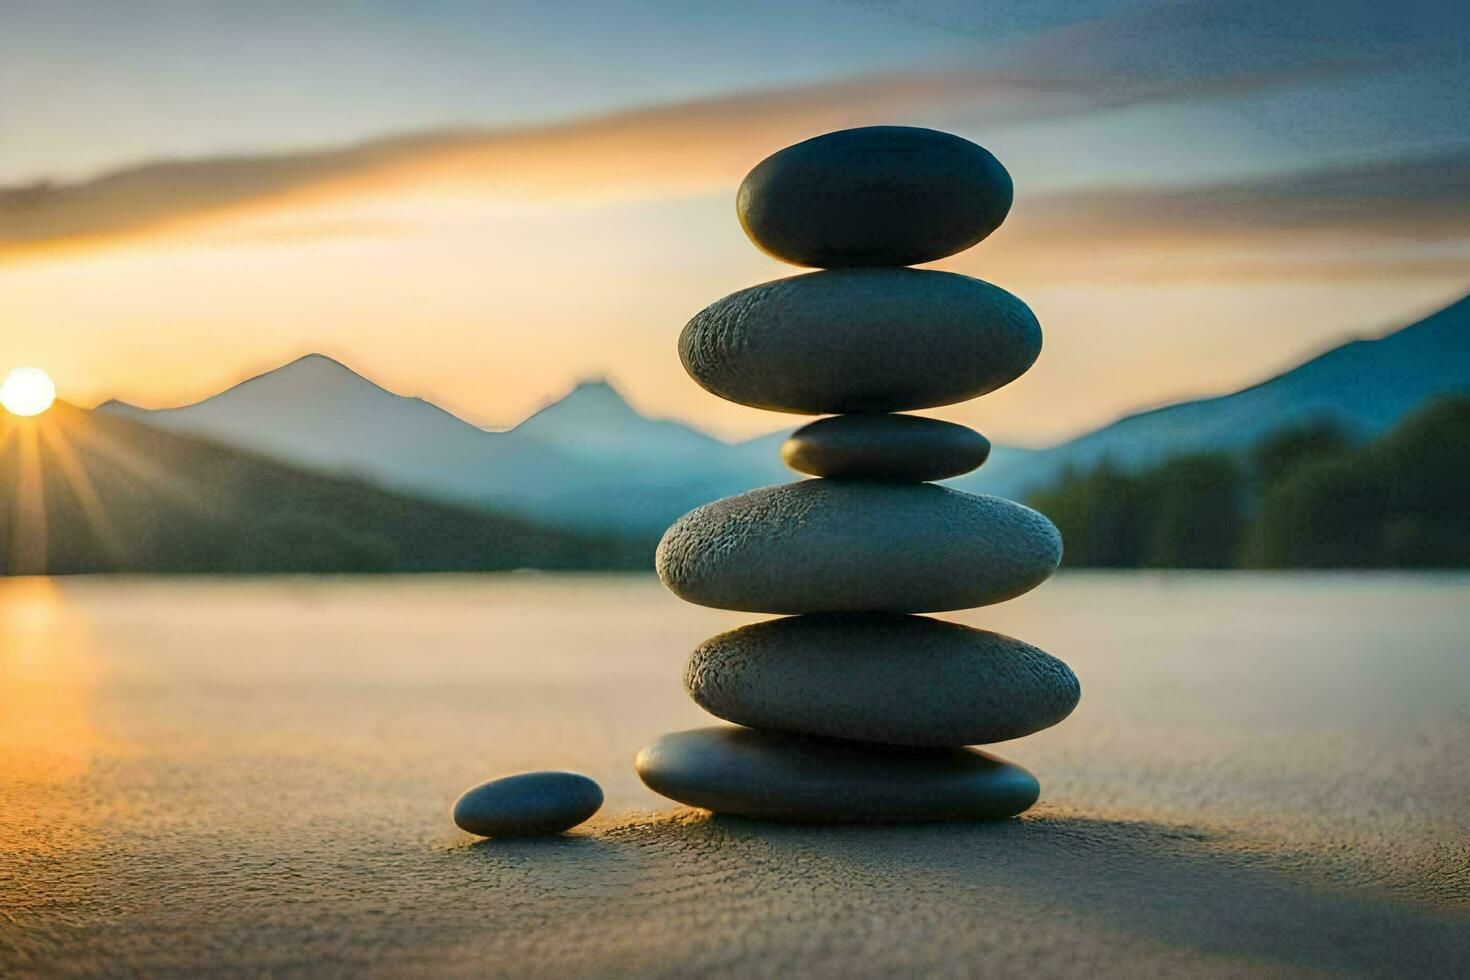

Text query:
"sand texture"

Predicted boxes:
[[2, 573, 1467, 977]]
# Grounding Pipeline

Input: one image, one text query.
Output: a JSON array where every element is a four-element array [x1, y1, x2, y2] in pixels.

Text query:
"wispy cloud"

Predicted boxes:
[[7, 0, 1451, 255], [911, 148, 1467, 284], [1020, 148, 1470, 243]]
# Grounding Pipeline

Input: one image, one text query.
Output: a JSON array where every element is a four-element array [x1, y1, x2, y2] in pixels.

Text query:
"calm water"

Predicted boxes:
[[2, 572, 1467, 974]]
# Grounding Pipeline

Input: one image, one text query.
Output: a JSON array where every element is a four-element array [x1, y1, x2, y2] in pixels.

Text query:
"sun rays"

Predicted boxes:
[[2, 406, 215, 575], [6, 418, 48, 574], [35, 420, 120, 562]]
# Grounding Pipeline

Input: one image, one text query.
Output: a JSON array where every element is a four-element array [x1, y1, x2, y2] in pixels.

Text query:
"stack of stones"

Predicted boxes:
[[636, 126, 1079, 822]]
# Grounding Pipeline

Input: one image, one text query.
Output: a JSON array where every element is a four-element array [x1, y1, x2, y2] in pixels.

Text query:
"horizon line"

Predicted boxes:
[[80, 288, 1460, 452]]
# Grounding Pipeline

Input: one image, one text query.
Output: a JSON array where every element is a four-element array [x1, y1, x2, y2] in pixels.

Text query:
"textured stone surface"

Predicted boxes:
[[452, 771, 603, 837], [657, 480, 1062, 613], [782, 413, 990, 480], [679, 268, 1041, 414], [686, 614, 1079, 746], [737, 126, 1013, 268], [636, 726, 1039, 822]]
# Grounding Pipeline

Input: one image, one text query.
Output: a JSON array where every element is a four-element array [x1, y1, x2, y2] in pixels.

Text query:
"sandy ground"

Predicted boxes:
[[1, 573, 1468, 977]]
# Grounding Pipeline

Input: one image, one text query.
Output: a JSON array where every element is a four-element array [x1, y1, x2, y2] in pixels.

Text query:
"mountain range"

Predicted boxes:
[[2, 403, 645, 575], [99, 292, 1470, 532], [952, 291, 1470, 499], [101, 358, 789, 532]]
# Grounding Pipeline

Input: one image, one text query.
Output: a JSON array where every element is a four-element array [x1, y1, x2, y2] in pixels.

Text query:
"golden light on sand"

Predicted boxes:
[[1, 367, 57, 417]]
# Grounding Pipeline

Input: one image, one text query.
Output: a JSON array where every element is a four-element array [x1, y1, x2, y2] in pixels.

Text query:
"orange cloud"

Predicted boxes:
[[1, 32, 1405, 258]]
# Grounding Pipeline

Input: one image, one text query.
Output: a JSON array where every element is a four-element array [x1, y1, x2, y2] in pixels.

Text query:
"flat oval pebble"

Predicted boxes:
[[452, 771, 603, 838], [636, 726, 1039, 822], [686, 614, 1079, 746], [737, 126, 1013, 268], [782, 413, 990, 481], [656, 480, 1061, 614], [679, 269, 1040, 415]]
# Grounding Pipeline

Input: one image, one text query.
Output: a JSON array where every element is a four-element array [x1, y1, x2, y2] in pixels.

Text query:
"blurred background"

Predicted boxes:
[[2, 0, 1468, 571]]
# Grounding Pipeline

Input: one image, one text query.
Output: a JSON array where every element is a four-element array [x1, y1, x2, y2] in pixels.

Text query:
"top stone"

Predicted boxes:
[[737, 126, 1013, 269]]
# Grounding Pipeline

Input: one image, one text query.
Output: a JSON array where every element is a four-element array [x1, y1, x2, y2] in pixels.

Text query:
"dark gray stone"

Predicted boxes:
[[782, 413, 990, 481], [737, 126, 1013, 268], [636, 726, 1039, 822], [679, 269, 1040, 415], [686, 614, 1080, 746], [452, 771, 603, 837], [656, 480, 1061, 614]]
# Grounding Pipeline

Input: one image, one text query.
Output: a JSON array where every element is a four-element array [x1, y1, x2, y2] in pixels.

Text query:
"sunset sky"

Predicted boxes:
[[3, 0, 1468, 444]]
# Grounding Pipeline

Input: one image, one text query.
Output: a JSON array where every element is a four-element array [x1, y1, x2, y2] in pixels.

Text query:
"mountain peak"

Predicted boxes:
[[566, 376, 627, 401], [209, 352, 460, 415], [270, 352, 376, 384], [510, 375, 722, 460], [522, 376, 639, 425], [95, 352, 458, 432], [290, 352, 340, 366]]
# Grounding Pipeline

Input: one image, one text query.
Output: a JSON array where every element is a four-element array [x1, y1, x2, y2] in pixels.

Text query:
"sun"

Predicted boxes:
[[1, 367, 57, 417]]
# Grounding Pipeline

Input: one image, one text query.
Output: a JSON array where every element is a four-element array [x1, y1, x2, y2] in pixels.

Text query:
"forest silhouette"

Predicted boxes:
[[1027, 395, 1470, 569]]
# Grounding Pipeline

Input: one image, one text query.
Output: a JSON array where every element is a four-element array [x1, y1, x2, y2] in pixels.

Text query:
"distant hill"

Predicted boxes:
[[1025, 394, 1470, 569], [101, 356, 790, 532], [1, 403, 646, 575], [98, 293, 1470, 529], [958, 292, 1470, 499]]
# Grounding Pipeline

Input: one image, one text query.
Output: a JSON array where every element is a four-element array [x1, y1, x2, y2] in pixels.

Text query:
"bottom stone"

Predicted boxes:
[[635, 726, 1039, 823]]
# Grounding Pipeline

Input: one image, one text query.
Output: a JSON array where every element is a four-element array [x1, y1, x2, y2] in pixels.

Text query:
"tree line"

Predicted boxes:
[[1025, 395, 1470, 569]]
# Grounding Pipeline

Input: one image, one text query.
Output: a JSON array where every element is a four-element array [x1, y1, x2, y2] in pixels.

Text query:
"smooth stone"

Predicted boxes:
[[686, 614, 1080, 747], [656, 480, 1061, 614], [737, 126, 1013, 268], [679, 268, 1040, 415], [782, 414, 990, 481], [636, 726, 1039, 822], [452, 771, 603, 837]]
